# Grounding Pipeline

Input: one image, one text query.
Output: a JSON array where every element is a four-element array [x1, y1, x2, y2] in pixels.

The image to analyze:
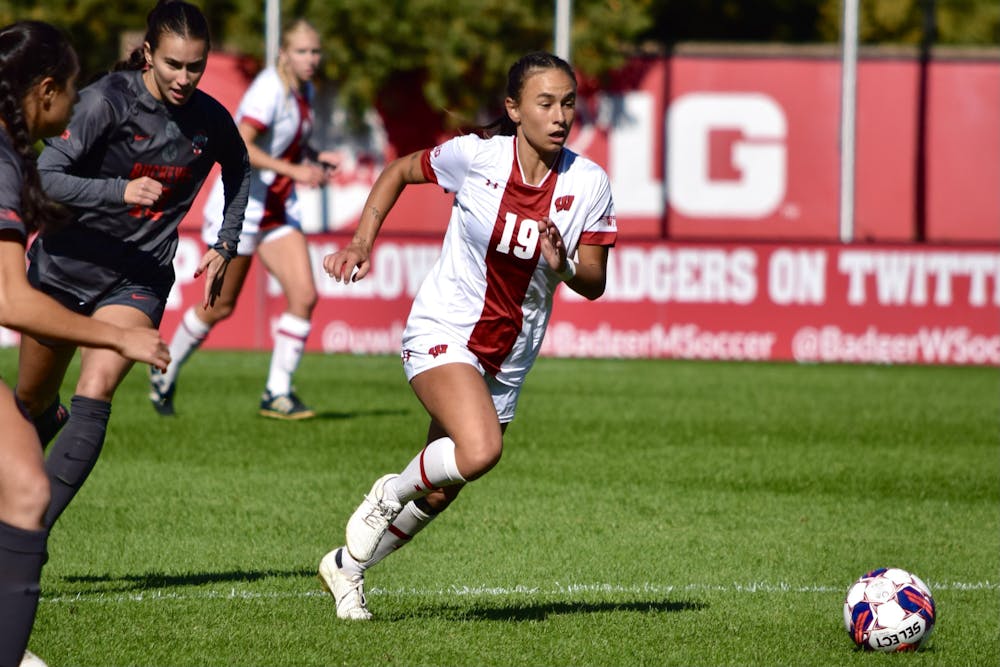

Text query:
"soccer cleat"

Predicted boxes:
[[20, 650, 49, 667], [318, 547, 373, 620], [346, 474, 401, 562], [148, 368, 176, 416], [259, 390, 316, 420]]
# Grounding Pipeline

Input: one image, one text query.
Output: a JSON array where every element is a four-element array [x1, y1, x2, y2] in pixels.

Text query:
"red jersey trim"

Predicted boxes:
[[581, 230, 617, 247], [420, 148, 438, 184], [241, 116, 269, 133]]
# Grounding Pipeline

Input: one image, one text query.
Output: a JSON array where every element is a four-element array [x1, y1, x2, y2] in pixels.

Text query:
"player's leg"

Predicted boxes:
[[255, 227, 317, 419], [345, 362, 501, 562], [0, 385, 50, 666], [150, 254, 254, 415], [43, 305, 149, 528], [15, 335, 77, 447]]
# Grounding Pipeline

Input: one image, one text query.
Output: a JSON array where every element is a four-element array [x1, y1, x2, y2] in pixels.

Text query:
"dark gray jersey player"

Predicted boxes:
[[30, 68, 250, 316], [0, 130, 27, 241]]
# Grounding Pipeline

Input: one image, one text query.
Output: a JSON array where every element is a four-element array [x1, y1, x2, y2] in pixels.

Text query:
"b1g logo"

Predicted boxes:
[[667, 92, 787, 218]]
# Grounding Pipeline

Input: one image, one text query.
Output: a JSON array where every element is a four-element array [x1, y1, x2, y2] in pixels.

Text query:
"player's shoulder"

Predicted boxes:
[[190, 89, 238, 123], [79, 71, 133, 113], [558, 147, 611, 185]]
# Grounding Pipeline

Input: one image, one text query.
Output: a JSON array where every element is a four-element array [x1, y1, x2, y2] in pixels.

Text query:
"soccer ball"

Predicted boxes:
[[843, 567, 936, 652]]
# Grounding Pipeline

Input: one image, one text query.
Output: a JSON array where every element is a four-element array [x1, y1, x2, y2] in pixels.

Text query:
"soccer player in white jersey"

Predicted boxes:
[[151, 18, 340, 419], [317, 51, 617, 620]]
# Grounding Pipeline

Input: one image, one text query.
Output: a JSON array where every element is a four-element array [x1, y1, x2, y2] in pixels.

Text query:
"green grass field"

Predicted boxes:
[[3, 349, 997, 666]]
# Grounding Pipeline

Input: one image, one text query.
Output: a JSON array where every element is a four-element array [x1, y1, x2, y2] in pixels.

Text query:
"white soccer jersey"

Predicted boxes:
[[403, 133, 617, 387], [202, 67, 314, 250]]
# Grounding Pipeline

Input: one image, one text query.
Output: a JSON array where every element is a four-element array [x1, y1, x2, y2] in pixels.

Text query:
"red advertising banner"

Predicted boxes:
[[148, 233, 999, 367], [183, 51, 1000, 245]]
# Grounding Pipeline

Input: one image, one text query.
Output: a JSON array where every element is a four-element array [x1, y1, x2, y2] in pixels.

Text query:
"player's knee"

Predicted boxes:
[[1, 466, 50, 526], [460, 440, 503, 481], [203, 300, 236, 322], [290, 289, 318, 317]]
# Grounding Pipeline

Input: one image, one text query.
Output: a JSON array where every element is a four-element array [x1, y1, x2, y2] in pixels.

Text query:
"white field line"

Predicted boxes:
[[39, 580, 1000, 606]]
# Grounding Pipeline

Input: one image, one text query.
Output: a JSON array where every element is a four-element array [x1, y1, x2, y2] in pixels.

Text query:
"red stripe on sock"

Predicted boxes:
[[182, 321, 207, 342], [387, 524, 411, 541], [417, 445, 434, 492], [276, 328, 308, 343]]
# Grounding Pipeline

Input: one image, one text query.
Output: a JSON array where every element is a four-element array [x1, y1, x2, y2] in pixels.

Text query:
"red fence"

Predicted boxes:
[[160, 233, 1000, 366]]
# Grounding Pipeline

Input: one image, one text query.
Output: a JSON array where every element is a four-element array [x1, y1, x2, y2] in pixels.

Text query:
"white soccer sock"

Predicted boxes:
[[387, 437, 466, 506], [162, 307, 212, 385], [265, 313, 311, 396], [338, 502, 437, 575]]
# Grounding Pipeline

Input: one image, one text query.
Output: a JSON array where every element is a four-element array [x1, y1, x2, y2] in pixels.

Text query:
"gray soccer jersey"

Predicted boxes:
[[31, 69, 250, 300], [0, 129, 27, 242]]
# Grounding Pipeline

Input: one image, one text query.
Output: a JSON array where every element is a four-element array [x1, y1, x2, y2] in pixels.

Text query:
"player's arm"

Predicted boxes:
[[323, 149, 429, 283], [564, 243, 609, 300], [37, 91, 131, 207], [0, 231, 170, 369], [538, 216, 609, 301]]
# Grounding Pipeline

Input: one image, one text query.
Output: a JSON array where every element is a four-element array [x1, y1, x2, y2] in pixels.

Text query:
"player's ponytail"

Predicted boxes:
[[114, 0, 211, 71], [0, 21, 76, 235], [481, 51, 577, 138]]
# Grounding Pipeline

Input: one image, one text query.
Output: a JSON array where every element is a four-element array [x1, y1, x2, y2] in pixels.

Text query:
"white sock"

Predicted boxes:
[[265, 313, 311, 396], [387, 437, 466, 506], [162, 307, 212, 385], [339, 502, 437, 575]]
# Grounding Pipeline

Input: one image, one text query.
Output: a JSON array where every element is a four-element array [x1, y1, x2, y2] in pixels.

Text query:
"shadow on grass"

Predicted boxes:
[[388, 599, 707, 621], [57, 568, 315, 591], [299, 408, 410, 421], [53, 571, 707, 622]]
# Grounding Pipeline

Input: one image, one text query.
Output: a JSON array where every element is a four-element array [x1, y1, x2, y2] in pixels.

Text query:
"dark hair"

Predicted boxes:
[[481, 51, 577, 138], [0, 21, 77, 234], [115, 0, 211, 71]]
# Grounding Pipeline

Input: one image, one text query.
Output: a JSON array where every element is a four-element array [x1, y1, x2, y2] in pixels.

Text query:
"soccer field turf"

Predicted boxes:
[[3, 350, 997, 666]]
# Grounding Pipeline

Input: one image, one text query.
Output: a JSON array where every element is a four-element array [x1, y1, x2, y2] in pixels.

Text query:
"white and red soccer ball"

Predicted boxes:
[[843, 567, 936, 652]]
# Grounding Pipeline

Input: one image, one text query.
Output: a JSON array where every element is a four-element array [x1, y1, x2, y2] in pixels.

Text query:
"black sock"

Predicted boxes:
[[43, 395, 111, 529], [0, 520, 47, 667], [32, 396, 69, 448]]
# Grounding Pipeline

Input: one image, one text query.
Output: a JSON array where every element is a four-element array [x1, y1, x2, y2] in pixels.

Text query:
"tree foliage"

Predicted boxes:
[[2, 0, 996, 128]]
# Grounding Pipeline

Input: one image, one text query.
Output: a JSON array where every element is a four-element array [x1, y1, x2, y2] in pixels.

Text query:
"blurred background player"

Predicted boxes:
[[0, 20, 170, 666], [150, 18, 340, 420], [317, 51, 617, 620], [13, 0, 249, 531]]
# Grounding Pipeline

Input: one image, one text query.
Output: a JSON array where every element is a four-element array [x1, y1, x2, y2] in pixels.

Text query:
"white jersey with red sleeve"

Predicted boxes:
[[202, 67, 314, 250], [402, 133, 617, 387]]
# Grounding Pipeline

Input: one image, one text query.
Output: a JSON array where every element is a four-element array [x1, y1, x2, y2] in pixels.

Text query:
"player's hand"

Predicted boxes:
[[194, 249, 230, 309], [124, 176, 164, 207], [118, 327, 170, 372], [290, 162, 327, 188], [317, 150, 341, 183], [537, 216, 570, 273], [323, 242, 369, 283]]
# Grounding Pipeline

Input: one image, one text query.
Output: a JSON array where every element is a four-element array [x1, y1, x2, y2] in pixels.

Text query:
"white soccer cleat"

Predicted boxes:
[[20, 650, 48, 667], [345, 473, 401, 562], [318, 548, 373, 620]]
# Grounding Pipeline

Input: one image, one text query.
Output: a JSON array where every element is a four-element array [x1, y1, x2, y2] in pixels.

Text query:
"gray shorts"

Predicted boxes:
[[38, 279, 167, 328]]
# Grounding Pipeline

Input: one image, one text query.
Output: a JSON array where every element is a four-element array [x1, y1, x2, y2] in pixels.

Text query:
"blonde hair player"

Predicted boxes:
[[152, 18, 340, 420], [317, 51, 617, 620]]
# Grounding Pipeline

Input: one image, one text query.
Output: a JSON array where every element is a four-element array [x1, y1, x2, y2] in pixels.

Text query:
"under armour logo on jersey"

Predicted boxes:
[[554, 195, 575, 212], [485, 179, 501, 190], [428, 344, 449, 358]]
